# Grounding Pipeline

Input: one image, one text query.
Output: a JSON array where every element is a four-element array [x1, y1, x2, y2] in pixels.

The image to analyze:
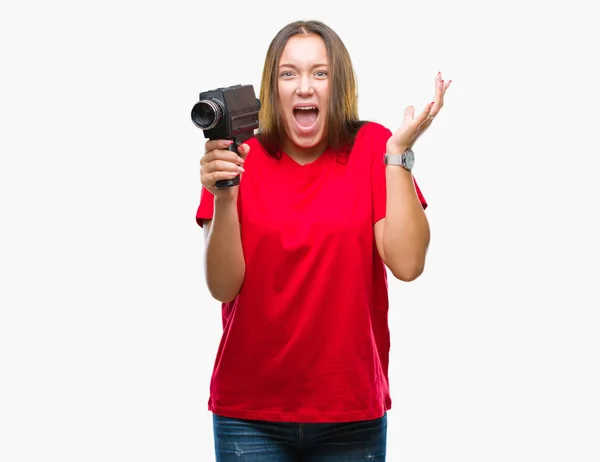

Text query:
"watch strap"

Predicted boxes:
[[383, 148, 414, 171], [383, 154, 405, 166]]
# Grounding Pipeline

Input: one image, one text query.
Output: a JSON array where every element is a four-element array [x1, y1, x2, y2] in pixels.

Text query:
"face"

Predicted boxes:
[[277, 34, 329, 155]]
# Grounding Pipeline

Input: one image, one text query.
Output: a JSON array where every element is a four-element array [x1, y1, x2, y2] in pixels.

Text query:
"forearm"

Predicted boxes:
[[383, 166, 430, 281], [204, 195, 245, 302]]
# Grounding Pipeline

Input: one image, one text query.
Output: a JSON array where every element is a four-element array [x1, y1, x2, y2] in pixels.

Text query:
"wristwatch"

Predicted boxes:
[[383, 148, 414, 172]]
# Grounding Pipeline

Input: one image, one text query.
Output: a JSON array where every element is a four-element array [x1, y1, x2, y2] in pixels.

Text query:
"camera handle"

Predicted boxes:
[[214, 141, 241, 188], [214, 133, 252, 188]]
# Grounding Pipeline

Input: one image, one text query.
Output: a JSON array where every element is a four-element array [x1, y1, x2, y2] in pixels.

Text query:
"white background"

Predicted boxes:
[[1, 0, 599, 460]]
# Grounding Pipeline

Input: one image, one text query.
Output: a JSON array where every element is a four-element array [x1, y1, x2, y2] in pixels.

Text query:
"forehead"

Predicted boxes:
[[279, 34, 328, 66]]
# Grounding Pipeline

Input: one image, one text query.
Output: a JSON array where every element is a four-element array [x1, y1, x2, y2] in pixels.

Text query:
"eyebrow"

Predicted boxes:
[[278, 63, 329, 69]]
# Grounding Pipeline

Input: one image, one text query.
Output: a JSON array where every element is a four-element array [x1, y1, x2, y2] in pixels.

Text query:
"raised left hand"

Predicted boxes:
[[386, 72, 451, 154]]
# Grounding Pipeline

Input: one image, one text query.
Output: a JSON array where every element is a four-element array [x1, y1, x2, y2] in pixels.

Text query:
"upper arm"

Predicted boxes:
[[368, 123, 428, 265], [196, 184, 214, 238], [203, 219, 212, 242], [374, 218, 387, 265]]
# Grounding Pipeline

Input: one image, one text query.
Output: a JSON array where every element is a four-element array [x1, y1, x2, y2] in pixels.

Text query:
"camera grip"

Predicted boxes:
[[214, 142, 241, 188]]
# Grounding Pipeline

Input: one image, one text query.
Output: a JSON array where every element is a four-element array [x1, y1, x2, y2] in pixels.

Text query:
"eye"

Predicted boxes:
[[280, 71, 294, 78], [315, 71, 328, 78]]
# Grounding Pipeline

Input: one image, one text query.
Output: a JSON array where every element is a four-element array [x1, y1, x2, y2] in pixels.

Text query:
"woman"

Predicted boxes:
[[196, 19, 450, 461]]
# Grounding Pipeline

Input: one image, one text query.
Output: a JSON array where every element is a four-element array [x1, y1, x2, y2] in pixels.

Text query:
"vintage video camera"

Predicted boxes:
[[191, 84, 261, 188]]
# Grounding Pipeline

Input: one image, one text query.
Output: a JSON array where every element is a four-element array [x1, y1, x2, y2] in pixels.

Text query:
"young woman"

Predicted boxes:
[[196, 19, 450, 461]]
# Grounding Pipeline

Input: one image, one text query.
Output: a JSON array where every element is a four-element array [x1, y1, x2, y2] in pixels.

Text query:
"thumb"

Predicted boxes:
[[404, 106, 414, 123], [238, 143, 251, 160]]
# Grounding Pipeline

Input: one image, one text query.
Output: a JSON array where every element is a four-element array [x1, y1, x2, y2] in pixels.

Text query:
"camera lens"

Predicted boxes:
[[191, 99, 223, 130]]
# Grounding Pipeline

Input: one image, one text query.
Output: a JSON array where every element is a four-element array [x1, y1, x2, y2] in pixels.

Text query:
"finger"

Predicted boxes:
[[430, 78, 445, 117], [204, 139, 233, 154], [434, 72, 443, 97], [204, 148, 245, 165], [436, 79, 451, 112], [205, 170, 240, 186], [403, 106, 414, 123], [417, 101, 435, 127], [204, 158, 245, 175]]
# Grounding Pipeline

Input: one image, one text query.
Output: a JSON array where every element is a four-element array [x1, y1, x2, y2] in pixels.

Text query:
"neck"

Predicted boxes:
[[282, 138, 329, 165]]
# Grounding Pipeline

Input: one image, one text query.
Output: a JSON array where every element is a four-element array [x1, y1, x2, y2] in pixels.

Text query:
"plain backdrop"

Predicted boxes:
[[1, 0, 599, 460]]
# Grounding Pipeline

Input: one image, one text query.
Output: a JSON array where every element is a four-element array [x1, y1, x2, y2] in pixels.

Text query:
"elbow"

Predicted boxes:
[[205, 272, 244, 304], [215, 294, 238, 304], [207, 285, 240, 304], [389, 259, 425, 282]]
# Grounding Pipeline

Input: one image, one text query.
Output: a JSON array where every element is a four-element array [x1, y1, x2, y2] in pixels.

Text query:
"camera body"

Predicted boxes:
[[191, 84, 261, 188]]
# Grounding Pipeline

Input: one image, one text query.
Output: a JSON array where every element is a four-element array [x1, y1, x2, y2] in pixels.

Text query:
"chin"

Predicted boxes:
[[291, 131, 325, 149]]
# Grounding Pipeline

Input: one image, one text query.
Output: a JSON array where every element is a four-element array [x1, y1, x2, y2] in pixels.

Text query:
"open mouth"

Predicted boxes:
[[293, 106, 319, 129]]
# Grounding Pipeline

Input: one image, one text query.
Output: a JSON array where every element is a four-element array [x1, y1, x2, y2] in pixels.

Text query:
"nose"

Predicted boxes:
[[295, 74, 314, 96]]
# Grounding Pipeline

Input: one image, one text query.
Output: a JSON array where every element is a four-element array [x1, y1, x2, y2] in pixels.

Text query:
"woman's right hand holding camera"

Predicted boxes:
[[200, 139, 248, 303], [200, 139, 248, 198]]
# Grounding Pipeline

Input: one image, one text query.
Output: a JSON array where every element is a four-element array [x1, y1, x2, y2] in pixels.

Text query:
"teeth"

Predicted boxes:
[[295, 107, 316, 110]]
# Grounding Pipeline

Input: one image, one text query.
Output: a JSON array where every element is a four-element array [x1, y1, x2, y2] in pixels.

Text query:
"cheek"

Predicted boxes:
[[318, 84, 329, 116], [317, 83, 329, 103], [278, 83, 293, 107]]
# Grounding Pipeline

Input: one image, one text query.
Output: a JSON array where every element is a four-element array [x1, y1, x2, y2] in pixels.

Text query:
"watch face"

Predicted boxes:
[[404, 150, 415, 169]]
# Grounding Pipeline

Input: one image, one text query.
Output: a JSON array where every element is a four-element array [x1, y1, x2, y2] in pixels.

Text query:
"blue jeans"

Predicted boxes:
[[212, 412, 387, 461]]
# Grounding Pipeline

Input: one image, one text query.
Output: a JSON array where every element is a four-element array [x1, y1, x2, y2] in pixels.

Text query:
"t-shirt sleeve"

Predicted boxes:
[[195, 137, 258, 227], [195, 184, 243, 227], [371, 124, 428, 225], [196, 186, 214, 227]]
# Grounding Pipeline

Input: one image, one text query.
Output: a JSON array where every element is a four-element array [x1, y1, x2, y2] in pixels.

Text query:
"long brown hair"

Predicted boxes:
[[256, 20, 366, 157]]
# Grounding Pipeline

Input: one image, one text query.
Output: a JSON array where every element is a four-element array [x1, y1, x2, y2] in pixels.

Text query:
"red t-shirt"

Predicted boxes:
[[196, 121, 427, 423]]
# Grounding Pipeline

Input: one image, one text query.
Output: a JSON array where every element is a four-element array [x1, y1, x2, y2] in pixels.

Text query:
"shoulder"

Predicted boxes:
[[245, 135, 262, 150], [355, 121, 393, 142], [244, 135, 263, 155], [241, 135, 268, 165], [351, 121, 394, 162]]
